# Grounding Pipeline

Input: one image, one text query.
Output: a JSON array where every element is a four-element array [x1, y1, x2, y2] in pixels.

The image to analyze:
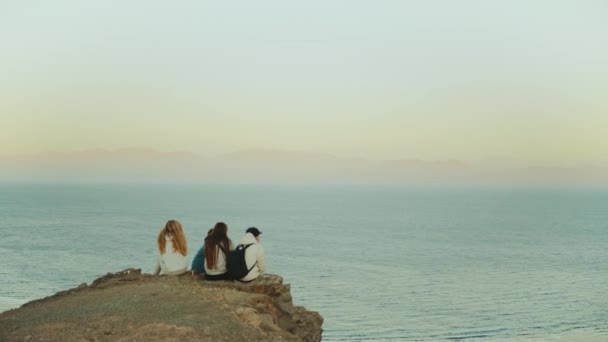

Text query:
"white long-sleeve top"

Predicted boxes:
[[204, 241, 234, 276], [153, 235, 187, 276], [239, 233, 266, 282]]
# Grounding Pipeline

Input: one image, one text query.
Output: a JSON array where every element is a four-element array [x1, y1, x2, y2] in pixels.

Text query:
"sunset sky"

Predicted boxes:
[[1, 1, 607, 165]]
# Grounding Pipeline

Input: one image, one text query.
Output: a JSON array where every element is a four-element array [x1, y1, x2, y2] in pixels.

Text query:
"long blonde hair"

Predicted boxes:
[[157, 220, 188, 256]]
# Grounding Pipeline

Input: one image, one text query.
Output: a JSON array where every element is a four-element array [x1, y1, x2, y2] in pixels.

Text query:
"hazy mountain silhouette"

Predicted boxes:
[[0, 148, 605, 184]]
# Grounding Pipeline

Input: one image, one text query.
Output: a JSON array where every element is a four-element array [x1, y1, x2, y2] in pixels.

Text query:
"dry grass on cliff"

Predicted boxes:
[[0, 269, 323, 342]]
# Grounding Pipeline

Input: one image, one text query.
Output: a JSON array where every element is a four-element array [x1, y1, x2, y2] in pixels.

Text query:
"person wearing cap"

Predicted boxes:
[[237, 227, 266, 282]]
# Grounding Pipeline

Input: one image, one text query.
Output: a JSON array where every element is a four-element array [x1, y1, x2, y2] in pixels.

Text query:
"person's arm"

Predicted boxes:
[[153, 256, 161, 275], [257, 245, 266, 273]]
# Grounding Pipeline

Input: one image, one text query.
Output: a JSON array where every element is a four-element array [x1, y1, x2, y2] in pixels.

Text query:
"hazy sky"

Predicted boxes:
[[1, 1, 607, 164]]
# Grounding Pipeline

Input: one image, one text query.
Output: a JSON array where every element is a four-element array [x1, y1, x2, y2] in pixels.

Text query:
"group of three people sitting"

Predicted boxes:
[[153, 220, 266, 282]]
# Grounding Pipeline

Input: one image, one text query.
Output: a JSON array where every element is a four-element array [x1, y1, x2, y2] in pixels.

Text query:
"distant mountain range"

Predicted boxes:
[[0, 149, 606, 184]]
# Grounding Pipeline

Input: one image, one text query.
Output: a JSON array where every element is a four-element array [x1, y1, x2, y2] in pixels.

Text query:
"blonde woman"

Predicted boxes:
[[153, 219, 188, 276]]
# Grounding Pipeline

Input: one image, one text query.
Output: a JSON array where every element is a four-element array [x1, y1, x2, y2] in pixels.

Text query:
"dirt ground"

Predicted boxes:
[[0, 270, 322, 342]]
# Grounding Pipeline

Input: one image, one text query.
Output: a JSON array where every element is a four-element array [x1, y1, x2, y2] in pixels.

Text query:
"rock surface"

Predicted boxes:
[[0, 269, 323, 341]]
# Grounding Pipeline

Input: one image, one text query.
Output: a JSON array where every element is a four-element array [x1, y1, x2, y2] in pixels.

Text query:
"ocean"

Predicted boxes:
[[1, 184, 607, 341]]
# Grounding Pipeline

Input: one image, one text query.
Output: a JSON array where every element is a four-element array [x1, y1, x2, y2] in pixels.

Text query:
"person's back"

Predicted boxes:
[[238, 227, 266, 282], [204, 241, 233, 276], [204, 222, 234, 280], [154, 220, 188, 276], [157, 236, 188, 275]]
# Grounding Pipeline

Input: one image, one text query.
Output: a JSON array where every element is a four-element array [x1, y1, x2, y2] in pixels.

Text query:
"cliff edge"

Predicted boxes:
[[0, 269, 323, 341]]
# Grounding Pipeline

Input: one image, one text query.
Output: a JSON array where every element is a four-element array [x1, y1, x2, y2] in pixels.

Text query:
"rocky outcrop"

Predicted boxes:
[[0, 269, 323, 341]]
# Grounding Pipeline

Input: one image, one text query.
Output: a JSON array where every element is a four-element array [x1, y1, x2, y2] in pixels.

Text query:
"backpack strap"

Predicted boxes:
[[217, 244, 228, 255], [242, 243, 258, 276]]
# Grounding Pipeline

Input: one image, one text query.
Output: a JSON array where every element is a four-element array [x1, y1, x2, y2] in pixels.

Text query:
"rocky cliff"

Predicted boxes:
[[0, 269, 323, 341]]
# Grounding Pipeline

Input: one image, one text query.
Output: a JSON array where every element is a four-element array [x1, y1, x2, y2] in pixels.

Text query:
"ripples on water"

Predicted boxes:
[[1, 184, 607, 341]]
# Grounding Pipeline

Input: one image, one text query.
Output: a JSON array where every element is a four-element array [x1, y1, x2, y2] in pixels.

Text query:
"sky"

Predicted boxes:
[[1, 1, 607, 165]]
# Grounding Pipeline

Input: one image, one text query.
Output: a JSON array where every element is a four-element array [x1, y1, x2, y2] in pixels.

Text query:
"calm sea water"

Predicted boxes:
[[1, 184, 607, 341]]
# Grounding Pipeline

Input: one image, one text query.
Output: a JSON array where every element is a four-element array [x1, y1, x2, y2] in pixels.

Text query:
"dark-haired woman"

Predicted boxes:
[[204, 222, 234, 280], [191, 228, 213, 274]]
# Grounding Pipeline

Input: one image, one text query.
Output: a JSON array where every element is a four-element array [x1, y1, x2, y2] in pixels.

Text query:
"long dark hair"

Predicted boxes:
[[204, 222, 231, 270]]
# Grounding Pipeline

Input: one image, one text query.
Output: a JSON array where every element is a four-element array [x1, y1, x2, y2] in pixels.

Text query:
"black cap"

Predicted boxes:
[[246, 227, 262, 237]]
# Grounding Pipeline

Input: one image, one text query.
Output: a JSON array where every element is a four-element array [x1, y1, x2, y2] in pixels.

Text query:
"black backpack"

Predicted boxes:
[[226, 243, 257, 280]]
